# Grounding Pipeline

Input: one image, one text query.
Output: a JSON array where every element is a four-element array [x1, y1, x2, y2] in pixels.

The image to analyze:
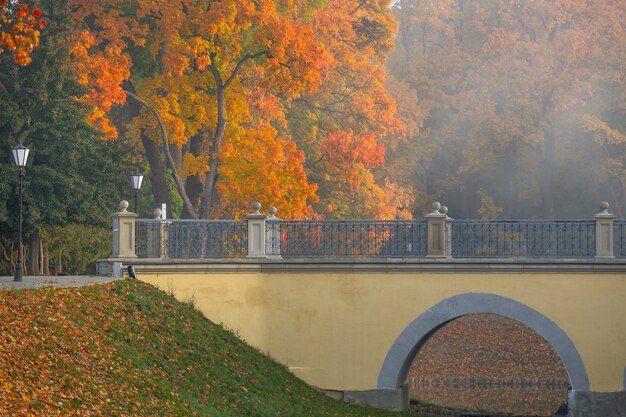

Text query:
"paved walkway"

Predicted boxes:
[[0, 275, 122, 290]]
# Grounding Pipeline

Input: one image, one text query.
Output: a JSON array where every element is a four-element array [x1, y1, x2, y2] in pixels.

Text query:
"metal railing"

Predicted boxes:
[[616, 221, 626, 258], [269, 220, 428, 257], [133, 217, 625, 260], [452, 220, 596, 258], [136, 219, 247, 258], [135, 220, 168, 258]]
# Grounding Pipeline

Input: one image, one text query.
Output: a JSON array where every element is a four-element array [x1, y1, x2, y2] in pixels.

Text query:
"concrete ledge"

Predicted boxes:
[[344, 386, 408, 411], [97, 257, 626, 275], [568, 390, 626, 417]]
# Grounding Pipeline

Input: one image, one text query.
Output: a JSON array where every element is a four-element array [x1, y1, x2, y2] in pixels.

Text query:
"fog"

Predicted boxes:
[[385, 0, 626, 219]]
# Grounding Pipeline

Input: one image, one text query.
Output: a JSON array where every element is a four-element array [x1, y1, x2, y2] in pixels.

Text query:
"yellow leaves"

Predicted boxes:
[[66, 0, 405, 220], [85, 107, 118, 140], [582, 114, 626, 145], [217, 125, 318, 219], [180, 153, 209, 179], [478, 189, 503, 220], [1, 31, 16, 50], [195, 55, 211, 71]]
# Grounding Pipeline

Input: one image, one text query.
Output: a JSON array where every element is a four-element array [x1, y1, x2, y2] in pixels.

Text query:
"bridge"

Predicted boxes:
[[97, 201, 626, 417]]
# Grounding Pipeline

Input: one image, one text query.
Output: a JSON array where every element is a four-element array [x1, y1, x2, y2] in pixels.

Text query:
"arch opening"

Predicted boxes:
[[408, 313, 570, 416], [378, 293, 589, 414]]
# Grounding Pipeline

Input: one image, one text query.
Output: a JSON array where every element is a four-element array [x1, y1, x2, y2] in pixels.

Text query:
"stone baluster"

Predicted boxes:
[[425, 202, 450, 258], [594, 201, 615, 259], [266, 206, 282, 259], [247, 202, 267, 258], [111, 200, 137, 259], [441, 205, 453, 258], [146, 207, 169, 259]]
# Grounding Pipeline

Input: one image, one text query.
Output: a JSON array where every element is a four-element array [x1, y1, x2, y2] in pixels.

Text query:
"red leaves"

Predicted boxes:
[[322, 131, 385, 170], [0, 0, 44, 66]]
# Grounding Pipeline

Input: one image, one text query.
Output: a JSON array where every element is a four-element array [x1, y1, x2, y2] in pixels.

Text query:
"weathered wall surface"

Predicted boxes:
[[140, 271, 626, 394]]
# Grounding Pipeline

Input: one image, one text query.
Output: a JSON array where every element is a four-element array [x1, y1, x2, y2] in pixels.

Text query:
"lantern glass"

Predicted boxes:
[[131, 173, 144, 190], [12, 143, 30, 168]]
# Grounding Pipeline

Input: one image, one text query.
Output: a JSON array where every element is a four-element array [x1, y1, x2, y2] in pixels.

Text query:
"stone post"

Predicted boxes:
[[111, 200, 137, 258], [441, 205, 453, 258], [266, 206, 282, 259], [146, 207, 169, 258], [425, 202, 448, 258], [594, 201, 615, 259], [247, 202, 267, 258]]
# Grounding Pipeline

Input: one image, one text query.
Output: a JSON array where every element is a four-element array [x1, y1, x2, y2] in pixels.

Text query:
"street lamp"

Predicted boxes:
[[131, 171, 143, 214], [12, 142, 30, 282]]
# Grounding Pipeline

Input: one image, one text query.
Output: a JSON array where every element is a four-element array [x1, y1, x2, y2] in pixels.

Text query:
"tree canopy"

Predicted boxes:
[[67, 0, 408, 220], [386, 0, 626, 218]]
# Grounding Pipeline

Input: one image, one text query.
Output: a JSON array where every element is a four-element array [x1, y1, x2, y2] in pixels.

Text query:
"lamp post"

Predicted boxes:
[[12, 142, 30, 282], [130, 171, 143, 214]]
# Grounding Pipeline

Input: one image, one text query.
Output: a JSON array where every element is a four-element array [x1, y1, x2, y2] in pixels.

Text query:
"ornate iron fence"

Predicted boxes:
[[135, 220, 168, 258], [452, 220, 596, 258], [615, 221, 626, 258], [134, 217, 623, 259], [136, 219, 247, 258], [271, 220, 428, 257]]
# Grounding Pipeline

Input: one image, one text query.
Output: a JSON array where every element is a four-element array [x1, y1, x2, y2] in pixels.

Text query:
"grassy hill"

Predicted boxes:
[[0, 280, 424, 417]]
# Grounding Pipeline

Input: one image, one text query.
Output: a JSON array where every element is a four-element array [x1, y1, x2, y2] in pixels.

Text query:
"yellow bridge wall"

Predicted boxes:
[[140, 272, 626, 393]]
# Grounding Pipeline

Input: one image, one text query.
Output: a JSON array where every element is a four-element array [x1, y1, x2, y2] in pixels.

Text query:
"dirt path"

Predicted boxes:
[[0, 275, 122, 290]]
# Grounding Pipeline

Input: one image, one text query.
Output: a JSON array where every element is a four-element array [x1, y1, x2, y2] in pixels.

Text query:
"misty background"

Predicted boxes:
[[384, 0, 626, 219]]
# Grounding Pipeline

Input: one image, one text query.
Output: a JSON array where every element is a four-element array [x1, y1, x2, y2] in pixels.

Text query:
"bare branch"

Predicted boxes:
[[124, 90, 198, 219], [223, 49, 270, 88]]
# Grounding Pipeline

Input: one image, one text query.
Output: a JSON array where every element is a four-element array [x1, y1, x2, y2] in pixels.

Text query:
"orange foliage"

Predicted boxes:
[[68, 0, 405, 219], [217, 124, 318, 220], [286, 0, 410, 219], [0, 0, 43, 65], [386, 0, 626, 216], [324, 132, 385, 168], [69, 30, 131, 139]]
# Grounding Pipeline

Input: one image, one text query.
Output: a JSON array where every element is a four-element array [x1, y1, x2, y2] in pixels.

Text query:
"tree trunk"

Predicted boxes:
[[43, 245, 49, 275], [200, 50, 268, 218], [183, 131, 207, 218], [125, 90, 197, 218], [202, 82, 226, 218], [502, 141, 519, 218], [170, 143, 182, 169], [57, 249, 63, 274], [540, 126, 556, 218], [141, 132, 171, 208], [122, 83, 172, 211], [461, 175, 478, 218], [28, 230, 41, 276]]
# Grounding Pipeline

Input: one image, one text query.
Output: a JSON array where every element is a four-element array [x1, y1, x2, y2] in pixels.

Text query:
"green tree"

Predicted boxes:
[[0, 0, 133, 275]]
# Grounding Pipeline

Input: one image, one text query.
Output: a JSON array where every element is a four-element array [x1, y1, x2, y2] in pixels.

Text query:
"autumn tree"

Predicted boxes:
[[285, 0, 413, 219], [0, 0, 44, 65], [387, 0, 626, 218], [68, 0, 407, 220]]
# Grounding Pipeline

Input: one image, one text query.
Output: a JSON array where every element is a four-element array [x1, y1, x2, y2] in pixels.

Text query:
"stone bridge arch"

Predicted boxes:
[[377, 293, 589, 392]]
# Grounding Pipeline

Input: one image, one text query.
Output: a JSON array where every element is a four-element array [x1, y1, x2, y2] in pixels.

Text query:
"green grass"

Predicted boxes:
[[1, 280, 428, 416]]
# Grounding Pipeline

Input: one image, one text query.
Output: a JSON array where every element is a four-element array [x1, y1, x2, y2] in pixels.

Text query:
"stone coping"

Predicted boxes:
[[98, 257, 626, 274]]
